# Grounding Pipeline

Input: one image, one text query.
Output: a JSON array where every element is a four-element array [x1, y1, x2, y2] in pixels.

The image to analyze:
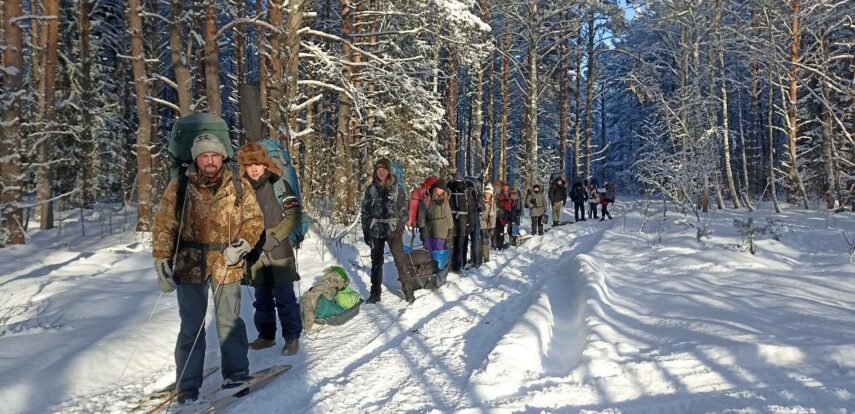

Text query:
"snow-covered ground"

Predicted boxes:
[[1, 200, 853, 413]]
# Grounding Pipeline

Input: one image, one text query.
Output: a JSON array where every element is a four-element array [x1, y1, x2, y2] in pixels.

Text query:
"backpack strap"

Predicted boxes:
[[227, 162, 243, 207], [175, 164, 189, 222]]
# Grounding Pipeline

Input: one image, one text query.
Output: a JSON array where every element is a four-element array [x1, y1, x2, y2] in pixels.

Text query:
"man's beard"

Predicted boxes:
[[202, 164, 221, 178]]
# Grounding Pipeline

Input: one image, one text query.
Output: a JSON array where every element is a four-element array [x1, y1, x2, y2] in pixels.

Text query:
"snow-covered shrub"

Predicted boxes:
[[733, 217, 783, 255]]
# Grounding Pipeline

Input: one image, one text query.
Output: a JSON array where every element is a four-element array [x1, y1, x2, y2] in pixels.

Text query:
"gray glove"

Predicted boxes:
[[155, 258, 177, 293], [262, 231, 279, 252], [223, 238, 251, 266]]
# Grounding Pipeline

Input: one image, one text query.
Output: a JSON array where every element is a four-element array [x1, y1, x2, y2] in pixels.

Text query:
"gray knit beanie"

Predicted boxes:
[[191, 133, 228, 160]]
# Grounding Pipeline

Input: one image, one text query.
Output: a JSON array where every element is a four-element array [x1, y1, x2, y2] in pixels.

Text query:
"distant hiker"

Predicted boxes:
[[361, 157, 408, 304], [448, 175, 480, 272], [479, 183, 497, 262], [237, 143, 302, 356], [525, 183, 547, 236], [496, 183, 512, 249], [548, 176, 567, 226], [408, 176, 439, 238], [152, 130, 263, 404], [570, 181, 588, 222], [607, 181, 617, 204], [466, 178, 485, 269], [587, 183, 599, 219], [598, 184, 614, 221], [417, 178, 453, 251], [508, 188, 524, 245]]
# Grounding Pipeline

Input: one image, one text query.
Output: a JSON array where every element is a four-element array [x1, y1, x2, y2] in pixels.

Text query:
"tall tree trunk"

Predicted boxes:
[[283, 0, 304, 151], [257, 0, 268, 133], [583, 11, 596, 180], [334, 0, 356, 221], [78, 0, 97, 208], [486, 52, 495, 182], [737, 86, 750, 198], [170, 1, 191, 116], [715, 0, 740, 208], [819, 37, 837, 209], [128, 0, 154, 231], [499, 30, 510, 182], [234, 0, 245, 143], [750, 59, 760, 195], [481, 0, 494, 181], [268, 1, 284, 137], [786, 0, 808, 208], [445, 48, 459, 174], [573, 32, 582, 181], [525, 38, 538, 187], [203, 3, 221, 116], [303, 92, 316, 205], [147, 0, 161, 194], [1, 0, 26, 245], [559, 40, 570, 179], [767, 65, 781, 213], [37, 0, 59, 230]]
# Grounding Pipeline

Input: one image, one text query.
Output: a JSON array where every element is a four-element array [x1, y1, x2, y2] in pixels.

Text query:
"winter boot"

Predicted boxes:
[[282, 338, 300, 356], [553, 221, 559, 226], [248, 337, 276, 350], [366, 291, 381, 304], [481, 244, 489, 262], [177, 389, 199, 404], [402, 282, 416, 303]]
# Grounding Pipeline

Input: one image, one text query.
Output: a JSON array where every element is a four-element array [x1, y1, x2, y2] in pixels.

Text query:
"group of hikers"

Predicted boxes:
[[359, 159, 619, 307], [149, 113, 618, 405]]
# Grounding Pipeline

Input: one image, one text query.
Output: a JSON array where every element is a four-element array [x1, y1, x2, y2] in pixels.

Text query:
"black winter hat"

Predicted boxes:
[[375, 157, 391, 171], [432, 178, 448, 191]]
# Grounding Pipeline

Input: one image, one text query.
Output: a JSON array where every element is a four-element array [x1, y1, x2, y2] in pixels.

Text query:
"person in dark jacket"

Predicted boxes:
[[548, 176, 567, 226], [466, 178, 485, 268], [525, 184, 547, 236], [570, 181, 588, 222], [508, 188, 524, 246], [361, 158, 408, 303], [495, 183, 512, 249], [448, 175, 480, 272], [238, 143, 303, 356]]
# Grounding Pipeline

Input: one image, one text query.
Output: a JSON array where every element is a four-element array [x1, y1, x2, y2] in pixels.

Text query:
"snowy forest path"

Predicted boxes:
[[228, 216, 612, 412]]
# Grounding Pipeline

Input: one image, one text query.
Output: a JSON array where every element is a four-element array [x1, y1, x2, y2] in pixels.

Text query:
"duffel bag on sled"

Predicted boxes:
[[301, 266, 363, 329]]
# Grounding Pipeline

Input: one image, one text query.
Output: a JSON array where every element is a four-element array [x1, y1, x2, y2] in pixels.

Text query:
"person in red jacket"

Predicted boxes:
[[408, 176, 438, 240]]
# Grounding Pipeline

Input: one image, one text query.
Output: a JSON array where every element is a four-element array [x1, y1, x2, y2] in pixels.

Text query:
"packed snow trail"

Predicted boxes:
[[229, 218, 605, 412], [1, 203, 853, 413]]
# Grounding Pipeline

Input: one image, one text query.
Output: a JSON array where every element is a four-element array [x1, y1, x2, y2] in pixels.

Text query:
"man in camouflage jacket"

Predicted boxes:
[[360, 157, 408, 303], [152, 134, 263, 403]]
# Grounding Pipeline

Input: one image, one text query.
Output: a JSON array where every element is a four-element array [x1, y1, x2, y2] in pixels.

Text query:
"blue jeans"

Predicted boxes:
[[253, 283, 302, 341], [175, 281, 249, 392]]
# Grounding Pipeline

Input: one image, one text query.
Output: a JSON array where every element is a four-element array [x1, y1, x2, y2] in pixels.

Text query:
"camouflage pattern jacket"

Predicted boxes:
[[361, 173, 407, 240], [152, 165, 264, 285]]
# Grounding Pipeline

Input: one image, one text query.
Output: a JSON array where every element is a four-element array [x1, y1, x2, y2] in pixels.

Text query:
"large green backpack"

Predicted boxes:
[[169, 113, 243, 213]]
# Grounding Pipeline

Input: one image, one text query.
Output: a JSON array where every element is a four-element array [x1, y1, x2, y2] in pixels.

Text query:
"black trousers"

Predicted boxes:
[[530, 215, 544, 235], [574, 202, 585, 221], [452, 233, 469, 271], [601, 203, 613, 219], [369, 234, 406, 296]]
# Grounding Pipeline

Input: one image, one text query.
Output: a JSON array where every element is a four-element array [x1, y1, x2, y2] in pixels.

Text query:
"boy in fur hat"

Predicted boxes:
[[237, 143, 303, 356]]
